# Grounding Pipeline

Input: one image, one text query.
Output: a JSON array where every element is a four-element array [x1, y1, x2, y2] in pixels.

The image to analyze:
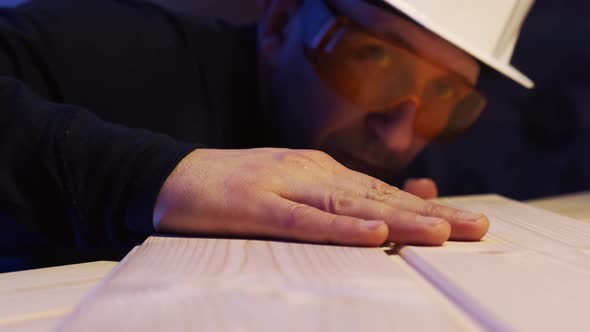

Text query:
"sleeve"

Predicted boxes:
[[0, 0, 232, 269], [0, 76, 200, 269]]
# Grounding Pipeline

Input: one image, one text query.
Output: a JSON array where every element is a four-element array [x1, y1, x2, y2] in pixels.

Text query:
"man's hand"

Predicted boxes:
[[154, 148, 488, 247]]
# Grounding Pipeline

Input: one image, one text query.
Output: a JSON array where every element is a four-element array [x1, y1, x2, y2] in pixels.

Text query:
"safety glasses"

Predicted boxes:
[[300, 0, 487, 142]]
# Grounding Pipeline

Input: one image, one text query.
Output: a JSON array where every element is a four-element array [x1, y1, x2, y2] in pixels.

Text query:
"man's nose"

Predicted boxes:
[[366, 99, 418, 153]]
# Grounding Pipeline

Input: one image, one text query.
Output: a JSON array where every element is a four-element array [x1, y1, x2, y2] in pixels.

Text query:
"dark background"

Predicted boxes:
[[405, 1, 590, 200], [1, 0, 588, 200]]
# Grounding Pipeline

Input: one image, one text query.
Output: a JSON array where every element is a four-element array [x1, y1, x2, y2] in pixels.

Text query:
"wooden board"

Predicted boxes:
[[527, 191, 590, 222], [53, 194, 590, 331], [400, 195, 590, 332], [0, 317, 61, 332], [57, 237, 481, 332], [0, 261, 116, 331]]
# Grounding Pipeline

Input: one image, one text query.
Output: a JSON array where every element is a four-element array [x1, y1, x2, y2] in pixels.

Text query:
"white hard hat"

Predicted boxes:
[[381, 0, 535, 88]]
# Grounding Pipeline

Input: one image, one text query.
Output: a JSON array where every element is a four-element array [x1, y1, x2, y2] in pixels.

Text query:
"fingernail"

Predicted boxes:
[[361, 220, 385, 231], [416, 216, 446, 226], [456, 211, 485, 222]]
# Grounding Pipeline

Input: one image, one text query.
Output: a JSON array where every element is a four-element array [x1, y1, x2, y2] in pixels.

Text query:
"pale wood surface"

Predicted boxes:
[[400, 195, 590, 332], [57, 237, 481, 332], [0, 317, 61, 332], [0, 261, 117, 332], [3, 193, 588, 331], [527, 191, 590, 222]]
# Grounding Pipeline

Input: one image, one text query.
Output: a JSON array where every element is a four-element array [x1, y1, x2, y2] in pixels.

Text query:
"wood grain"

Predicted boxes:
[[57, 237, 480, 332], [0, 261, 116, 331], [527, 191, 590, 222], [400, 195, 590, 332]]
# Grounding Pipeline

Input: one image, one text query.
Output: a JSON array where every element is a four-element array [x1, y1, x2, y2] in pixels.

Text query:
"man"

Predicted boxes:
[[0, 0, 532, 271]]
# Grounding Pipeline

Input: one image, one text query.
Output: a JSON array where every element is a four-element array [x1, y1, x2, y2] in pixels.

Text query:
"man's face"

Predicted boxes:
[[263, 0, 480, 179]]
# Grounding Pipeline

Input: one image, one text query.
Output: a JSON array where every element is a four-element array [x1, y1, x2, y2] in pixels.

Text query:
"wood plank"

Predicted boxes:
[[527, 191, 590, 222], [57, 237, 481, 332], [0, 261, 117, 293], [0, 317, 61, 332], [400, 195, 590, 332], [0, 261, 116, 330]]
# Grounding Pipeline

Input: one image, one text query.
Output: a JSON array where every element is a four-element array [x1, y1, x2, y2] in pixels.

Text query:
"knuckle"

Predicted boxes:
[[328, 157, 349, 173], [421, 202, 443, 216], [386, 185, 402, 195], [369, 178, 393, 192], [303, 149, 341, 171], [363, 179, 400, 201], [387, 188, 404, 200], [313, 150, 336, 163], [282, 204, 312, 230], [304, 149, 328, 159], [324, 215, 341, 240], [364, 188, 388, 202], [368, 178, 383, 190], [275, 150, 315, 168], [319, 214, 348, 244], [325, 191, 354, 214]]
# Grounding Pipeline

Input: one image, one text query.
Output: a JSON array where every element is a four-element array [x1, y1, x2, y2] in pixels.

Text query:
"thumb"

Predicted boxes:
[[403, 178, 439, 199]]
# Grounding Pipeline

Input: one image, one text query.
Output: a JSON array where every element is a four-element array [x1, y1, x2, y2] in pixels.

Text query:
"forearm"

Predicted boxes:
[[0, 77, 198, 266]]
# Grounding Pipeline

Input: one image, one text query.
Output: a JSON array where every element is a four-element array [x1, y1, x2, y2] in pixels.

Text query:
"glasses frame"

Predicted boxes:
[[299, 0, 487, 143]]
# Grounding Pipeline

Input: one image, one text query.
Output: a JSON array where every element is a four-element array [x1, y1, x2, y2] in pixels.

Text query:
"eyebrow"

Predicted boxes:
[[381, 30, 419, 53]]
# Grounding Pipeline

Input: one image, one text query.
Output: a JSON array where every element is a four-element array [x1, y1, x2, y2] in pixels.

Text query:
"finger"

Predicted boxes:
[[279, 185, 451, 245], [372, 194, 488, 241], [331, 167, 488, 241], [260, 194, 389, 247], [403, 178, 438, 199]]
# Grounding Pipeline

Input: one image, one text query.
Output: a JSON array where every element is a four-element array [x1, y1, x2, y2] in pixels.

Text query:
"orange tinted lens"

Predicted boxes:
[[309, 28, 413, 109], [431, 92, 487, 142], [307, 24, 486, 141], [414, 72, 486, 141]]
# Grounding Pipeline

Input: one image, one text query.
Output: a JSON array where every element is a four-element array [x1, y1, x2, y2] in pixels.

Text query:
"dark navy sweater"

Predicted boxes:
[[0, 0, 261, 271]]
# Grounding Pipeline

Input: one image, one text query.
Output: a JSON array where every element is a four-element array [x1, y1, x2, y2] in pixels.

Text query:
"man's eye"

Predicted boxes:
[[430, 78, 458, 100]]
